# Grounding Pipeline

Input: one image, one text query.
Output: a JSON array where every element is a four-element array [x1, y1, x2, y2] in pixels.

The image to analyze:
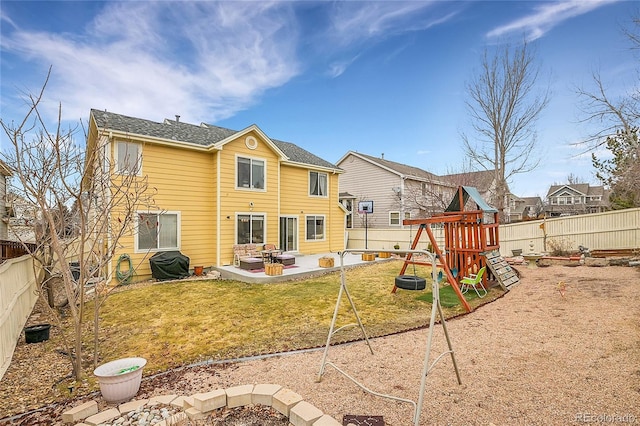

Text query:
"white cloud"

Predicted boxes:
[[2, 1, 464, 124], [487, 0, 619, 41], [328, 1, 455, 47], [2, 1, 301, 124]]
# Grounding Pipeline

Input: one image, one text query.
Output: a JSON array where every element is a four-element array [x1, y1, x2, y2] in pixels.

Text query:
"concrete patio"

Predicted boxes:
[[214, 252, 397, 283]]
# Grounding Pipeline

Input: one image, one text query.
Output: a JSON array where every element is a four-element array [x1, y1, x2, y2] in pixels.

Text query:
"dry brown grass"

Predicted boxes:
[[94, 260, 498, 374]]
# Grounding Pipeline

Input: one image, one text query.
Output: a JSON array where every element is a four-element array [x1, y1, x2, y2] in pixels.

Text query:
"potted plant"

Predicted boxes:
[[94, 357, 147, 403]]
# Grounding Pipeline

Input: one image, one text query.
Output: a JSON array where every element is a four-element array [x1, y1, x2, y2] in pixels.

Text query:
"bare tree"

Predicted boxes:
[[575, 16, 639, 209], [462, 41, 550, 220], [0, 70, 156, 380], [392, 174, 453, 219], [575, 71, 638, 150]]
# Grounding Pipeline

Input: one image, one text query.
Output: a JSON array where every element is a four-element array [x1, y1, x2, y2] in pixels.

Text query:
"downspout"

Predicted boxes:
[[278, 160, 283, 249], [216, 151, 221, 267], [401, 176, 406, 228], [329, 170, 334, 250]]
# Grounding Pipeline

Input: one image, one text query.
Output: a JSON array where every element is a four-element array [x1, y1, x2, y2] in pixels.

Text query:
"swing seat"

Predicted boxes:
[[395, 275, 426, 291], [460, 266, 487, 298]]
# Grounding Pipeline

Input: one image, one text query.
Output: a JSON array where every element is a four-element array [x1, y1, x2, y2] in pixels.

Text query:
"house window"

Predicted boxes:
[[306, 215, 325, 241], [342, 199, 353, 229], [237, 214, 264, 244], [116, 142, 141, 175], [390, 211, 410, 226], [237, 156, 265, 190], [309, 171, 327, 197], [390, 212, 400, 225], [137, 212, 179, 251]]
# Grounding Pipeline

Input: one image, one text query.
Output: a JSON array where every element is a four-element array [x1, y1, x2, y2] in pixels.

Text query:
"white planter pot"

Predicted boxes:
[[93, 357, 147, 403]]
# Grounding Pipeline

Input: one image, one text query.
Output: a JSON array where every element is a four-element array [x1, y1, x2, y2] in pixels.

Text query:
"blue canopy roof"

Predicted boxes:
[[445, 186, 498, 213]]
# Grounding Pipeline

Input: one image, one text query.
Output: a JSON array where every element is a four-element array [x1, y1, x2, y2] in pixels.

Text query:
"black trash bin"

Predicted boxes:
[[149, 251, 190, 281]]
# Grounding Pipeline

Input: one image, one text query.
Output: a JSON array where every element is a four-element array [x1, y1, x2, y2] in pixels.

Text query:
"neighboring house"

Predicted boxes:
[[339, 192, 356, 229], [545, 184, 610, 217], [0, 160, 10, 240], [87, 109, 345, 282], [506, 195, 544, 222], [337, 152, 505, 228], [6, 194, 37, 243], [336, 151, 455, 228], [440, 170, 496, 201]]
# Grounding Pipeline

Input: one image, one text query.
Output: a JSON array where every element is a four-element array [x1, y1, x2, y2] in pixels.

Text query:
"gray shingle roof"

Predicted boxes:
[[354, 152, 439, 180], [546, 183, 597, 197], [91, 109, 339, 171], [441, 170, 495, 193]]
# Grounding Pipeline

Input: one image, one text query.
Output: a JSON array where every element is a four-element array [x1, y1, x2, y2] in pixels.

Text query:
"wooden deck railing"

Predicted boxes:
[[0, 240, 36, 263]]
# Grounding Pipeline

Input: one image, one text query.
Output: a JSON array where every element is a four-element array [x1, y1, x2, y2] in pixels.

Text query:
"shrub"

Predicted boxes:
[[546, 237, 573, 256]]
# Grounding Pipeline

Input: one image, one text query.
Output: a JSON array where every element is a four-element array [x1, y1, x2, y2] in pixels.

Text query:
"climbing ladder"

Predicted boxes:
[[483, 250, 520, 290]]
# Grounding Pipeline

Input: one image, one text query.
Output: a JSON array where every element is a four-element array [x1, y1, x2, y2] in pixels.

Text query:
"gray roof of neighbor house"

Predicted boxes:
[[347, 152, 440, 181], [546, 184, 607, 198], [521, 196, 542, 205], [441, 170, 495, 193], [91, 109, 340, 171]]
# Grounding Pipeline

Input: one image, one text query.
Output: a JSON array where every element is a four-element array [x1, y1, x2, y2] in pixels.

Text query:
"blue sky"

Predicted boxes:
[[1, 0, 637, 198]]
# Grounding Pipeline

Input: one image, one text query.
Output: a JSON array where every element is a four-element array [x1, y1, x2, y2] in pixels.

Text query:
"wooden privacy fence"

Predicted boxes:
[[1, 240, 36, 263], [346, 207, 640, 256], [0, 255, 37, 380]]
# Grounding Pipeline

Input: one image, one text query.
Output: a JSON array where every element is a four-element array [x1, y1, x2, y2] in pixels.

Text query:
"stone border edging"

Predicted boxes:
[[62, 384, 341, 426]]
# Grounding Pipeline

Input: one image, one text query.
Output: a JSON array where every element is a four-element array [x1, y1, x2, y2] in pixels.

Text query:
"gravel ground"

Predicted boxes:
[[2, 264, 639, 425]]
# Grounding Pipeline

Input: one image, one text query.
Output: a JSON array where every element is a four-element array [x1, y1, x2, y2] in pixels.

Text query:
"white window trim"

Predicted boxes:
[[389, 211, 401, 226], [114, 141, 142, 176], [235, 212, 267, 245], [134, 210, 181, 253], [308, 171, 328, 198], [235, 154, 266, 191], [305, 214, 326, 242]]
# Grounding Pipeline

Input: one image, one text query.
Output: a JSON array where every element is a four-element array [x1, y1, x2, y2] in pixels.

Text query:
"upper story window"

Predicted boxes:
[[137, 211, 179, 252], [309, 171, 327, 197], [237, 156, 265, 190], [116, 141, 141, 175]]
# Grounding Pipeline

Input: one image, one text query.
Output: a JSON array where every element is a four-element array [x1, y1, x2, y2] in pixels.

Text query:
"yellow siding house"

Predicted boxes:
[[86, 109, 345, 283]]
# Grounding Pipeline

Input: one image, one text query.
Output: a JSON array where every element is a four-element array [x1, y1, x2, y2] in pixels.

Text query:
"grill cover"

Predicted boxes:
[[149, 251, 190, 281]]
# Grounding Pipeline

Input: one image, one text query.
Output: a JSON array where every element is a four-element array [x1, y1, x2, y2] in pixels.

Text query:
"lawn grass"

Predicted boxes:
[[416, 284, 481, 307], [88, 260, 502, 375]]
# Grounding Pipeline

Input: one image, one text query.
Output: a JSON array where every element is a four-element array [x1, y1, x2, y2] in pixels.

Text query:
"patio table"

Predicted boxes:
[[260, 249, 281, 263]]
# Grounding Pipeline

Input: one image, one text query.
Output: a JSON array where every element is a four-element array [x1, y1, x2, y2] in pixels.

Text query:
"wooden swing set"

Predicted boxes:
[[392, 186, 500, 312]]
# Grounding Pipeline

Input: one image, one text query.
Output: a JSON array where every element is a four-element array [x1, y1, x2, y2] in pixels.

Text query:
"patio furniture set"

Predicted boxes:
[[234, 243, 295, 272]]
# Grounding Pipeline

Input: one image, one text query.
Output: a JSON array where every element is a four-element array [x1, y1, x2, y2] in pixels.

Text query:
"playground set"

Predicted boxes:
[[317, 186, 520, 425], [393, 185, 512, 312]]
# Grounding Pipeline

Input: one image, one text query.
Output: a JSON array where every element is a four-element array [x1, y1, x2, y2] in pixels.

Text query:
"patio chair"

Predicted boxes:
[[459, 266, 487, 298]]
